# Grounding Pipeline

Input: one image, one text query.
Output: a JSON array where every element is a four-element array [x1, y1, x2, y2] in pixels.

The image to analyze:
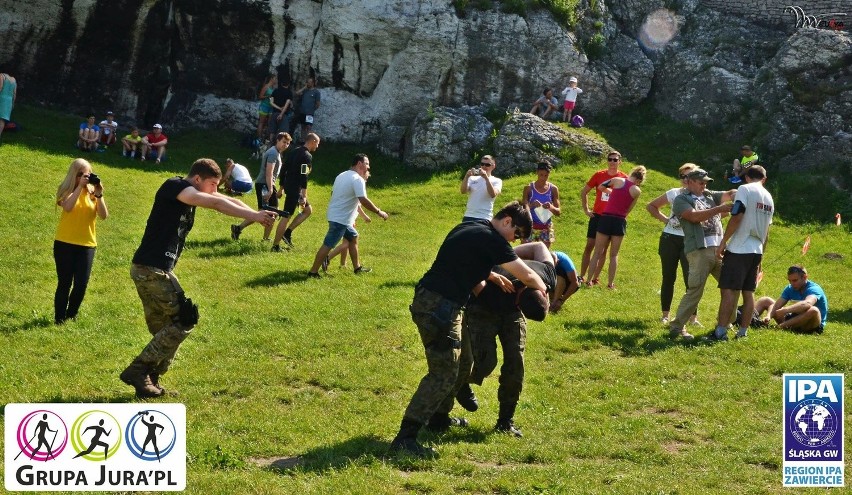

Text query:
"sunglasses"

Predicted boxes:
[[607, 158, 620, 162], [480, 162, 492, 166], [679, 174, 689, 179]]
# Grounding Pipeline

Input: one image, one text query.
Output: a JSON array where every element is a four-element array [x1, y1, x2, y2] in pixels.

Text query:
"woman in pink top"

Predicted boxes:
[[587, 166, 646, 289]]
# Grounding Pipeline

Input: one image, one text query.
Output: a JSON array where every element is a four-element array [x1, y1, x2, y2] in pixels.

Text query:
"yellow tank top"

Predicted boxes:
[[55, 191, 98, 247]]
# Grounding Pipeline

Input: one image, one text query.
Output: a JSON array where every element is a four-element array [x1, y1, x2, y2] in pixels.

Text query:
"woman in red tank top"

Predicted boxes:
[[587, 166, 646, 289]]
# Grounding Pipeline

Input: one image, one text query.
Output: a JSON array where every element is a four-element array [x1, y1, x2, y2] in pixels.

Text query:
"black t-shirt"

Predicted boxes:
[[132, 177, 195, 271], [418, 220, 518, 305], [271, 87, 293, 112], [281, 146, 312, 193], [472, 260, 556, 312]]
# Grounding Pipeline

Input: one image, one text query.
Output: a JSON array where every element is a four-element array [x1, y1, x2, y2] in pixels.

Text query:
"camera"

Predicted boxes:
[[87, 173, 101, 185], [472, 168, 482, 175]]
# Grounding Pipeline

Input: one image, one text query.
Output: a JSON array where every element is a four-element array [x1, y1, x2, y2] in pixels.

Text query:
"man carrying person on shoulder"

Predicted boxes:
[[120, 158, 276, 398], [389, 202, 546, 458], [667, 168, 734, 341], [713, 165, 774, 339], [272, 132, 320, 251]]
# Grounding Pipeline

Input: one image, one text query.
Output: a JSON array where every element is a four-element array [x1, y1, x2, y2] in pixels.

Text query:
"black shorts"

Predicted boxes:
[[586, 214, 601, 239], [281, 190, 310, 218], [718, 252, 762, 291], [255, 184, 278, 209], [596, 215, 627, 236], [300, 113, 315, 125]]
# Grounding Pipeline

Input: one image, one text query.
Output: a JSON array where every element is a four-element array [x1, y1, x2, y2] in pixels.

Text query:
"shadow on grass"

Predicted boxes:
[[185, 238, 265, 259], [0, 315, 54, 334], [245, 270, 315, 287], [266, 428, 490, 474], [379, 280, 417, 290], [829, 305, 852, 325], [566, 317, 703, 357]]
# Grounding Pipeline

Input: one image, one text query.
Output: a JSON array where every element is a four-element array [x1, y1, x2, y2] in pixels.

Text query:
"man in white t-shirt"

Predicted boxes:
[[307, 153, 388, 277], [221, 158, 253, 194], [98, 111, 118, 147], [714, 165, 774, 339], [461, 155, 502, 221]]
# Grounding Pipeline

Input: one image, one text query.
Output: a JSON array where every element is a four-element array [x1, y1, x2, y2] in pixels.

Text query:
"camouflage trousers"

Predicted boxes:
[[464, 303, 526, 405], [129, 264, 194, 375], [402, 286, 469, 424]]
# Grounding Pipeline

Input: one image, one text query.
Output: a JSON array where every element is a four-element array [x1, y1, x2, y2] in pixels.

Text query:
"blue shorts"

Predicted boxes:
[[323, 221, 358, 249], [232, 180, 252, 193]]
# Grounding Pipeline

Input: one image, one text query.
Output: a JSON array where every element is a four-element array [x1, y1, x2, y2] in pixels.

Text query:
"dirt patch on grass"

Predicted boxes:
[[249, 456, 303, 470]]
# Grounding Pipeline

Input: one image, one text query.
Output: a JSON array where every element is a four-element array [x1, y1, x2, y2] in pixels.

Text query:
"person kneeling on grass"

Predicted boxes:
[[765, 265, 829, 334], [120, 158, 276, 399]]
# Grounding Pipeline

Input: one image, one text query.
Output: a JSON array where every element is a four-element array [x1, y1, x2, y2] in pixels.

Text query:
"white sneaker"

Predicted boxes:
[[689, 319, 704, 328], [661, 316, 669, 325]]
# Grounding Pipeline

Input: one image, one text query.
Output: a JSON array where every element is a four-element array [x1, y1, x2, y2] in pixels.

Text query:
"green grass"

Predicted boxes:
[[1, 104, 850, 494]]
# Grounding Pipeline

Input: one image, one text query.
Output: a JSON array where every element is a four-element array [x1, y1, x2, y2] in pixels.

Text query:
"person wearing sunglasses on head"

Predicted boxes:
[[579, 151, 627, 285], [461, 155, 502, 222]]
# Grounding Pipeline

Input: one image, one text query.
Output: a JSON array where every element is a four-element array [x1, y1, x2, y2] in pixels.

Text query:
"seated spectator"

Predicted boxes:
[[122, 127, 142, 158], [766, 265, 829, 333], [730, 145, 759, 184], [141, 124, 168, 163], [221, 158, 253, 195], [529, 88, 558, 120], [77, 114, 100, 152], [98, 111, 118, 148]]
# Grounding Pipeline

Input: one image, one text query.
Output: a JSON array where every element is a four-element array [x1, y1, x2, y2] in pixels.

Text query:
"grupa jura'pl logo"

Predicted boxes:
[[789, 399, 838, 447], [125, 410, 178, 462], [70, 410, 122, 461], [14, 410, 68, 461]]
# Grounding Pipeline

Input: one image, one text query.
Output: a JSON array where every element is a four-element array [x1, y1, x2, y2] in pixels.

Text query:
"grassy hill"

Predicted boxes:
[[0, 104, 850, 494]]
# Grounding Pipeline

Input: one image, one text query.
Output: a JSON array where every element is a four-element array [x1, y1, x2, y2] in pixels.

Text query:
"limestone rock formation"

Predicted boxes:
[[404, 105, 493, 171]]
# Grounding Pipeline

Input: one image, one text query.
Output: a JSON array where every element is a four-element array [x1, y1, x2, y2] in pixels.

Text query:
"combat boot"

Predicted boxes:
[[119, 363, 163, 399], [455, 383, 479, 411], [389, 419, 436, 458], [425, 412, 469, 433], [495, 402, 523, 437]]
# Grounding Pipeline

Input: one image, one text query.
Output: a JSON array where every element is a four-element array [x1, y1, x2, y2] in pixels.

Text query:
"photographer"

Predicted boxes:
[[53, 158, 108, 324], [120, 159, 276, 398]]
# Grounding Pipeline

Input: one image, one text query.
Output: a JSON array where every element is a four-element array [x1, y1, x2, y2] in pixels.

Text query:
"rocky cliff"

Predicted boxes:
[[0, 0, 849, 175]]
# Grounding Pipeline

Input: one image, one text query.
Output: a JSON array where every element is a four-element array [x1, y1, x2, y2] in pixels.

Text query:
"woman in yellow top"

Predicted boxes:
[[54, 158, 108, 324]]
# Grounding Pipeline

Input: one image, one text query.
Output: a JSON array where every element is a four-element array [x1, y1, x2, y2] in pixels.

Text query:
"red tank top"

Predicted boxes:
[[603, 179, 635, 218]]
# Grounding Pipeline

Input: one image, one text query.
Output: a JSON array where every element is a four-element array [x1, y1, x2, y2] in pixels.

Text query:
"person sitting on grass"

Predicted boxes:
[[141, 124, 168, 163], [765, 265, 829, 334], [122, 127, 142, 158], [730, 145, 758, 184], [77, 114, 100, 152], [98, 111, 118, 148]]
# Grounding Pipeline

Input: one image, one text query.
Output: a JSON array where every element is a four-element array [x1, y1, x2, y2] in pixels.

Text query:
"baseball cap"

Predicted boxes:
[[569, 76, 578, 83], [106, 111, 114, 115], [153, 124, 163, 129], [686, 168, 714, 182]]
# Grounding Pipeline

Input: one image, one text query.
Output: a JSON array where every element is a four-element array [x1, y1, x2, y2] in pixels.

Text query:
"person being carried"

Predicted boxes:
[[529, 88, 558, 120], [98, 111, 118, 148], [521, 160, 561, 248], [560, 76, 583, 123], [221, 158, 253, 195], [271, 132, 320, 251], [120, 158, 276, 398], [389, 202, 546, 458], [122, 127, 143, 159], [766, 265, 829, 334], [141, 124, 168, 164], [461, 155, 502, 222], [77, 114, 101, 152]]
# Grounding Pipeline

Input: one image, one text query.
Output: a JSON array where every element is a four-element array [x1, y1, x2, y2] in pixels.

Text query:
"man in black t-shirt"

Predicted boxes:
[[268, 80, 293, 141], [390, 202, 547, 458], [120, 159, 275, 399], [271, 133, 320, 251]]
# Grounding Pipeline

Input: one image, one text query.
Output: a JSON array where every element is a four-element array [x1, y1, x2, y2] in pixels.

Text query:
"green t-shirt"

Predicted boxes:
[[672, 190, 725, 254]]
